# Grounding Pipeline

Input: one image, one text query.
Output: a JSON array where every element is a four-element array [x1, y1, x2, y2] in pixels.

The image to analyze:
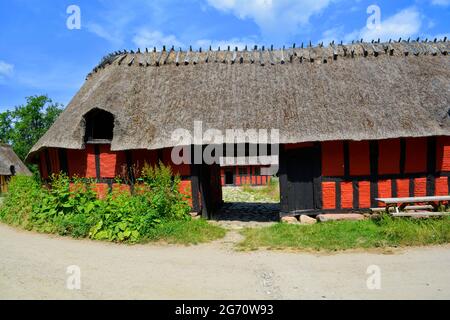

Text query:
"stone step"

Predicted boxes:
[[316, 213, 365, 222]]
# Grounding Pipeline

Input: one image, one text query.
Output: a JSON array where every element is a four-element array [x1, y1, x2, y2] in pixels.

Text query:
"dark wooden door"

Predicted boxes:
[[225, 170, 234, 185], [200, 164, 213, 219], [285, 147, 317, 212]]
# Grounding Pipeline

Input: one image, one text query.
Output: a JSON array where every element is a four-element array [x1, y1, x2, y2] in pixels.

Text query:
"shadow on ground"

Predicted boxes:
[[213, 202, 280, 222]]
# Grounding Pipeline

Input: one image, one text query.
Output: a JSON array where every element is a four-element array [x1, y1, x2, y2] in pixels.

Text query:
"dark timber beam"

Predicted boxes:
[[190, 158, 201, 214], [313, 142, 323, 210], [427, 137, 437, 196], [58, 149, 69, 175], [369, 141, 379, 208], [278, 145, 289, 214], [94, 145, 101, 180], [190, 145, 203, 216], [44, 149, 52, 178], [400, 138, 406, 175], [343, 141, 350, 179], [125, 150, 135, 194]]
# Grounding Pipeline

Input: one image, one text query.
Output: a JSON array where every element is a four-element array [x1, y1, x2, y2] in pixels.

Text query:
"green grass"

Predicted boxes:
[[223, 178, 280, 203], [238, 216, 450, 251], [243, 178, 280, 202], [144, 219, 227, 245]]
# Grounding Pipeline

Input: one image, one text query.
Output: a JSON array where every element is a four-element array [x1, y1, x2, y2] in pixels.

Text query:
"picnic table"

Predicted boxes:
[[376, 196, 450, 216]]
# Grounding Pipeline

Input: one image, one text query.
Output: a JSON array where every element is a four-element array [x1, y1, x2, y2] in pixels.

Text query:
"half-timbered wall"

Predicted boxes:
[[320, 136, 450, 211], [37, 145, 195, 207], [220, 166, 272, 186]]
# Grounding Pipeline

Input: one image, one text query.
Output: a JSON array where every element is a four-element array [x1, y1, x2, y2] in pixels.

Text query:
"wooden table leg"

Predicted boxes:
[[430, 202, 439, 212]]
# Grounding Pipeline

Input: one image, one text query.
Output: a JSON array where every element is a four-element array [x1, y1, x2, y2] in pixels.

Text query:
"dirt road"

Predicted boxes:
[[1, 223, 449, 300]]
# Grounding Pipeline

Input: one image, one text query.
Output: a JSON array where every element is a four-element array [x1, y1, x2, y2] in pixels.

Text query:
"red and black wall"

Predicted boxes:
[[220, 166, 272, 186], [279, 136, 450, 215], [36, 136, 450, 217], [37, 144, 202, 210]]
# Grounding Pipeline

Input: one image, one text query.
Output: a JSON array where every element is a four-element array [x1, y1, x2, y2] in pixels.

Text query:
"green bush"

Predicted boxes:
[[30, 175, 99, 237], [0, 163, 211, 244], [0, 175, 43, 227]]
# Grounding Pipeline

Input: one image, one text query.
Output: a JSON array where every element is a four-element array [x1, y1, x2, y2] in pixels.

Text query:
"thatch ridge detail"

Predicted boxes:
[[88, 39, 449, 78]]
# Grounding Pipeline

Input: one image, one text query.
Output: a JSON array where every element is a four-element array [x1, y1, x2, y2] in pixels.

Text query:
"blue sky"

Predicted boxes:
[[0, 0, 448, 112]]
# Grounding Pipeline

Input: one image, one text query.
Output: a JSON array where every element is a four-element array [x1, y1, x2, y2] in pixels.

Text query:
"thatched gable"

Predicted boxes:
[[28, 40, 450, 159], [0, 144, 32, 176]]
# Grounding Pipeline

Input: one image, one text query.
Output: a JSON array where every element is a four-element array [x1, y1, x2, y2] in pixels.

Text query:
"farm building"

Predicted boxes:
[[220, 155, 278, 186], [220, 165, 272, 187], [27, 40, 450, 218], [0, 144, 32, 193]]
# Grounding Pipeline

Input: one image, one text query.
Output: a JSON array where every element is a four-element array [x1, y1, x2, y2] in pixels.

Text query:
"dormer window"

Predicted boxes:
[[84, 109, 114, 143]]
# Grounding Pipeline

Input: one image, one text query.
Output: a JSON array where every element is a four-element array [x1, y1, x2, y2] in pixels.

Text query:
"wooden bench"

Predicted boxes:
[[375, 196, 450, 216], [390, 212, 448, 218], [371, 205, 434, 213]]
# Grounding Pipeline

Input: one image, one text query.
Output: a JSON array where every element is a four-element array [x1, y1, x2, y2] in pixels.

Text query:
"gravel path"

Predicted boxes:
[[1, 223, 450, 300]]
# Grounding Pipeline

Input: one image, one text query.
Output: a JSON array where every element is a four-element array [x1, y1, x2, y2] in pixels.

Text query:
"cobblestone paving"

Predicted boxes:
[[214, 186, 280, 228], [212, 202, 280, 229]]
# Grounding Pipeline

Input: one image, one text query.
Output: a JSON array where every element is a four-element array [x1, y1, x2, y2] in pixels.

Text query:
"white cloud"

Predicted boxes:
[[0, 60, 14, 78], [345, 7, 422, 43], [86, 23, 123, 46], [132, 29, 184, 50], [319, 26, 344, 45], [195, 37, 257, 50], [206, 0, 335, 39], [84, 2, 137, 46], [431, 0, 450, 6]]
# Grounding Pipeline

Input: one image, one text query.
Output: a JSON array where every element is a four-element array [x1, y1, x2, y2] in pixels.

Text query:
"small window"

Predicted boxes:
[[239, 167, 247, 176], [84, 109, 114, 143], [225, 170, 234, 185], [254, 167, 261, 176]]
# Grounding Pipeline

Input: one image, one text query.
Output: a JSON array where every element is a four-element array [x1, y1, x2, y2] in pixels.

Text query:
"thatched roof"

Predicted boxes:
[[0, 144, 32, 176], [28, 40, 450, 159]]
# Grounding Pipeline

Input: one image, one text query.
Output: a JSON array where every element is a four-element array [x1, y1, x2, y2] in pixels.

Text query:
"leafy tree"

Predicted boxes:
[[0, 95, 63, 160], [0, 111, 12, 143]]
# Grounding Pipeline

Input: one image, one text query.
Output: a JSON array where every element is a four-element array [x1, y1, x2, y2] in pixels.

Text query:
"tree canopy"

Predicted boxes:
[[0, 95, 63, 161]]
